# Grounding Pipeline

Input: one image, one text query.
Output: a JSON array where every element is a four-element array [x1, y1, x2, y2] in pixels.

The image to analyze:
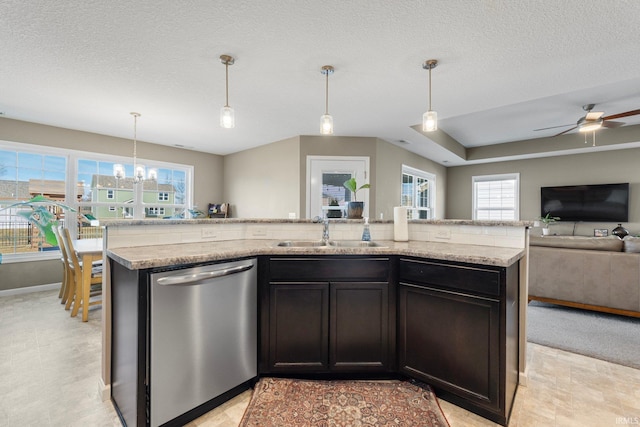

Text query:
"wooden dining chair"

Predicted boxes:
[[59, 227, 103, 320], [51, 225, 72, 304]]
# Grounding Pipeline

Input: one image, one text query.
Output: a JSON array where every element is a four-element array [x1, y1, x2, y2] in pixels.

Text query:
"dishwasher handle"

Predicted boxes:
[[156, 263, 254, 286]]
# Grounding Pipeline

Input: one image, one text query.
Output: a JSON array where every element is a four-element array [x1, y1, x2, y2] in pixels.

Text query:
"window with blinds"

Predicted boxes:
[[472, 173, 519, 220]]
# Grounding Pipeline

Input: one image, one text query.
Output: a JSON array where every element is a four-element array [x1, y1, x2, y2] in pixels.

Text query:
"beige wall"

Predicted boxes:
[[0, 118, 224, 210], [375, 140, 447, 220], [299, 135, 378, 217], [223, 136, 300, 218], [0, 117, 224, 291], [446, 147, 640, 235], [223, 135, 444, 220]]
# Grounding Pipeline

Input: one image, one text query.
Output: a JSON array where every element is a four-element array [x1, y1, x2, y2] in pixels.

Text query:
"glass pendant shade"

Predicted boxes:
[[147, 168, 158, 181], [423, 110, 438, 132], [320, 114, 334, 135], [220, 106, 235, 128], [113, 164, 125, 179], [134, 165, 146, 182]]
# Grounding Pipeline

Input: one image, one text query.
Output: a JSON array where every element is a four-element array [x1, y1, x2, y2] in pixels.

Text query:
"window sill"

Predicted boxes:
[[0, 251, 61, 264]]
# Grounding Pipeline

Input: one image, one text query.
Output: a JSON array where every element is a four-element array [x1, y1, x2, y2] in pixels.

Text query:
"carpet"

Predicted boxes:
[[239, 377, 450, 427], [527, 301, 640, 369]]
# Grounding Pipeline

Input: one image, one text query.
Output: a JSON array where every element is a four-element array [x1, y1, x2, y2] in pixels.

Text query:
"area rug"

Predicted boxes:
[[239, 377, 450, 427], [527, 301, 640, 369]]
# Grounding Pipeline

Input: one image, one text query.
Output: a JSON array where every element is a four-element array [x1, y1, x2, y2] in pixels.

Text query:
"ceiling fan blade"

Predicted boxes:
[[602, 109, 640, 121], [533, 124, 574, 131], [602, 120, 625, 129], [554, 126, 577, 137], [585, 111, 604, 120]]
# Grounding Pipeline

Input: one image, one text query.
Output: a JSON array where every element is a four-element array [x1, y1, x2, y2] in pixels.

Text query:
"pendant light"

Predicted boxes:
[[220, 54, 235, 128], [422, 59, 438, 132], [320, 65, 334, 135], [130, 112, 146, 183]]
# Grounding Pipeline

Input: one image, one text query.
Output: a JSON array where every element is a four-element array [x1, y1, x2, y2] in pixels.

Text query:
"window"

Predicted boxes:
[[0, 140, 193, 259], [147, 207, 165, 216], [401, 165, 436, 219], [472, 173, 520, 220]]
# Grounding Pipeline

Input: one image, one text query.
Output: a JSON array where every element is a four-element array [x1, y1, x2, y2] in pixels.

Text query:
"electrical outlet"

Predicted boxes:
[[201, 228, 217, 239], [251, 227, 267, 237], [435, 229, 451, 239]]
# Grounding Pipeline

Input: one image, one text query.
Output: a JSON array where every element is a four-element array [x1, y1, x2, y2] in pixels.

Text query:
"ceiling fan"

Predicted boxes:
[[534, 104, 640, 136]]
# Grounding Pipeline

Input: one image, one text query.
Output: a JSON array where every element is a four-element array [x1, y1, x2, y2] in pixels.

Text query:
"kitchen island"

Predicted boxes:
[[104, 219, 530, 426]]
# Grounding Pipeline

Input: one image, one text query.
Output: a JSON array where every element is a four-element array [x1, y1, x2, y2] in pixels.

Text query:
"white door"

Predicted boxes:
[[306, 156, 370, 219]]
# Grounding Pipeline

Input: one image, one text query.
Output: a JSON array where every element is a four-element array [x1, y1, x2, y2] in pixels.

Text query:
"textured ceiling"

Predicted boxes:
[[1, 0, 640, 165]]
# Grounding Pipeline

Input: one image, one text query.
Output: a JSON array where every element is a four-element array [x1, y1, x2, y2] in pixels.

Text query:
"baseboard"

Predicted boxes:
[[98, 377, 110, 402], [529, 295, 640, 318], [0, 283, 60, 298], [519, 371, 528, 387]]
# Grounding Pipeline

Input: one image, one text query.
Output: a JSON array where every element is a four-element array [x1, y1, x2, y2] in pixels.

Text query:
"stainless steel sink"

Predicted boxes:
[[275, 240, 328, 247], [328, 240, 387, 248], [274, 240, 387, 248]]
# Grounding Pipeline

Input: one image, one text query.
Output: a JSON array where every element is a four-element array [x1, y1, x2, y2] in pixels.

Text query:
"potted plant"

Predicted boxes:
[[343, 177, 370, 219], [538, 212, 560, 235]]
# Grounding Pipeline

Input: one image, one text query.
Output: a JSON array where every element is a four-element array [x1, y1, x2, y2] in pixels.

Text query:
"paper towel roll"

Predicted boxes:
[[394, 207, 408, 241]]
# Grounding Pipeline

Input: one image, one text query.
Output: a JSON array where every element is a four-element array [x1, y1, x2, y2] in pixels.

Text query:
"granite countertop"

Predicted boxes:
[[103, 218, 534, 227], [108, 239, 525, 270]]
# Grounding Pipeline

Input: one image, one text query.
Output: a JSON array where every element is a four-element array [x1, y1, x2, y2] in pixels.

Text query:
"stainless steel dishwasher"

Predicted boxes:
[[149, 258, 257, 427]]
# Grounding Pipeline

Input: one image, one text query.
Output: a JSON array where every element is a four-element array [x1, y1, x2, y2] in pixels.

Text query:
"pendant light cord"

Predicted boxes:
[[428, 66, 432, 111], [225, 61, 230, 107], [325, 70, 329, 115], [133, 113, 138, 165]]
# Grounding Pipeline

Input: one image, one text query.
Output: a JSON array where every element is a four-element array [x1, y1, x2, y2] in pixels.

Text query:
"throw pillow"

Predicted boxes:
[[623, 236, 640, 253]]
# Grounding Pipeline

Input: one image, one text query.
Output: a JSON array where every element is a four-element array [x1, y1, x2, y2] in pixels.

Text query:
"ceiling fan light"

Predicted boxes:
[[579, 119, 602, 133], [320, 114, 334, 135], [423, 110, 438, 132]]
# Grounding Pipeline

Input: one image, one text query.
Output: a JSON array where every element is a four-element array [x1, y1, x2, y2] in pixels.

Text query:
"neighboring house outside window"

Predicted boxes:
[[472, 173, 520, 220], [401, 165, 436, 219], [0, 140, 193, 258], [147, 207, 166, 217]]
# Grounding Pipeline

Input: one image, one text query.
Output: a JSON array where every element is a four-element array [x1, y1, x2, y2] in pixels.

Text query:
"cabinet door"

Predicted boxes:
[[398, 283, 500, 410], [330, 282, 389, 371], [269, 283, 329, 371]]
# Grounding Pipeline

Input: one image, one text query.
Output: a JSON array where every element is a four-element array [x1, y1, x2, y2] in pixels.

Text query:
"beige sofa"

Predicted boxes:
[[529, 235, 640, 317]]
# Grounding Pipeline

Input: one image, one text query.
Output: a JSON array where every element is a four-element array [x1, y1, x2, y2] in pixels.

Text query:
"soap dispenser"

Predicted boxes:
[[362, 217, 371, 241]]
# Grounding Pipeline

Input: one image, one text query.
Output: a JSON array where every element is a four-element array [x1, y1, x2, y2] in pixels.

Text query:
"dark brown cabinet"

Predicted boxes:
[[398, 257, 519, 426], [260, 257, 394, 374]]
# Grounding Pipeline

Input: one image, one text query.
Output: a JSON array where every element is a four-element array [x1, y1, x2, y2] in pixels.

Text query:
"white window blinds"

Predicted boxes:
[[472, 174, 519, 220]]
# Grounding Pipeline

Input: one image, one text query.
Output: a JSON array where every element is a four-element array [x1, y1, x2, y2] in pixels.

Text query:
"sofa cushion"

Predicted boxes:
[[530, 235, 624, 252], [623, 236, 640, 253]]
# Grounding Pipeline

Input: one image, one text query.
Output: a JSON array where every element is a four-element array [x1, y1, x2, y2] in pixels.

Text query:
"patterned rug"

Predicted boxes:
[[239, 377, 450, 427]]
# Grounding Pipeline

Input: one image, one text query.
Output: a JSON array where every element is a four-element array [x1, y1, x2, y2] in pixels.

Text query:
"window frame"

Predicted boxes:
[[472, 173, 520, 221], [0, 140, 194, 262], [401, 165, 436, 219]]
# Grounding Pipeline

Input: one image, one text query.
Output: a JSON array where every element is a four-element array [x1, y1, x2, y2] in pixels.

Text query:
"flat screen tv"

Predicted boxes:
[[540, 183, 629, 222]]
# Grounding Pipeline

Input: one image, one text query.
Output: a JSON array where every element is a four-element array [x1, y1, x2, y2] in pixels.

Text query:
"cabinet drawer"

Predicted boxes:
[[269, 257, 389, 282], [400, 258, 501, 296]]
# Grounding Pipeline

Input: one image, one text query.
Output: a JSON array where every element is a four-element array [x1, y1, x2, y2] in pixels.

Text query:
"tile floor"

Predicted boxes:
[[1, 289, 639, 426]]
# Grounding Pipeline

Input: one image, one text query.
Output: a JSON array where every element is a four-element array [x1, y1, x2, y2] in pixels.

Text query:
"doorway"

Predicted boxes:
[[306, 156, 370, 219]]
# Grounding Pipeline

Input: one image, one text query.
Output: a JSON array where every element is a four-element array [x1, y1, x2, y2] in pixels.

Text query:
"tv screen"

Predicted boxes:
[[540, 183, 629, 222]]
